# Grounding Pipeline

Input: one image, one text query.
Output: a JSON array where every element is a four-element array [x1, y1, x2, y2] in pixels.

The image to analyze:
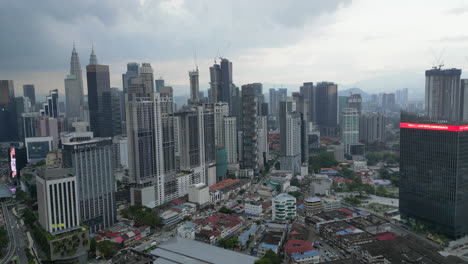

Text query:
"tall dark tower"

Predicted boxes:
[[23, 84, 36, 105], [220, 58, 233, 105], [315, 82, 338, 136], [0, 80, 18, 142], [86, 47, 113, 137], [400, 114, 468, 238]]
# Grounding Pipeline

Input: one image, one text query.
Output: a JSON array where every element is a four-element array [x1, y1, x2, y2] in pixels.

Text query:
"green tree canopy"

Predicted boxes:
[[218, 237, 239, 249], [309, 151, 338, 173], [0, 227, 9, 251], [96, 240, 122, 259], [290, 177, 300, 187], [120, 205, 162, 228], [255, 250, 281, 264]]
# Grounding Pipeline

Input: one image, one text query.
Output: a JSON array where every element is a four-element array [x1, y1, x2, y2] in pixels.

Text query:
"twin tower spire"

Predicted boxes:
[[71, 42, 98, 66]]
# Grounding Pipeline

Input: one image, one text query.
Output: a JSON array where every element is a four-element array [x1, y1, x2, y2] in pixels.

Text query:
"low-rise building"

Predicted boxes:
[[177, 221, 198, 239], [304, 197, 323, 216], [188, 183, 210, 205], [322, 198, 341, 212], [160, 210, 181, 228], [245, 201, 263, 216], [272, 193, 297, 222], [291, 250, 320, 264], [257, 231, 284, 257]]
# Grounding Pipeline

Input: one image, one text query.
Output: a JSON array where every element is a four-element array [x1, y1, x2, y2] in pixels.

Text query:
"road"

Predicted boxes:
[[1, 201, 28, 264]]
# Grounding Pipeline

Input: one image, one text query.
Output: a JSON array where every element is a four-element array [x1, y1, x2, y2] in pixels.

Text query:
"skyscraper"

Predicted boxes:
[[63, 138, 116, 233], [382, 93, 396, 112], [279, 99, 302, 173], [462, 79, 468, 121], [214, 102, 229, 147], [315, 82, 338, 136], [224, 116, 238, 165], [269, 88, 288, 129], [110, 88, 124, 136], [189, 68, 200, 104], [36, 164, 80, 234], [126, 63, 165, 207], [209, 63, 221, 103], [347, 94, 362, 114], [15, 96, 31, 141], [65, 45, 85, 121], [23, 84, 36, 106], [44, 89, 59, 118], [220, 58, 233, 106], [341, 108, 360, 154], [0, 80, 18, 142], [242, 83, 262, 173], [300, 82, 315, 124], [155, 78, 165, 93], [359, 112, 386, 144], [425, 68, 463, 122], [400, 114, 468, 238], [160, 86, 176, 174], [122, 63, 140, 94], [86, 48, 113, 137]]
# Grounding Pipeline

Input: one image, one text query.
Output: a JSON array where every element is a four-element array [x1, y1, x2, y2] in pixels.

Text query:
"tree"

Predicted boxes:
[[274, 161, 280, 170], [288, 191, 301, 199], [290, 178, 300, 187], [15, 189, 29, 202], [89, 238, 97, 255], [23, 208, 37, 226], [309, 151, 338, 173], [378, 167, 390, 180], [0, 227, 9, 252], [96, 240, 122, 259], [219, 207, 235, 214], [239, 189, 246, 195], [120, 205, 162, 228], [256, 250, 281, 264], [341, 166, 355, 179], [218, 237, 239, 249]]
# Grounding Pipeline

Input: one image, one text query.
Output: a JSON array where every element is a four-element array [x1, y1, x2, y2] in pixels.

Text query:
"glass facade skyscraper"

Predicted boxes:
[[86, 52, 113, 137], [400, 114, 468, 238], [62, 138, 116, 233]]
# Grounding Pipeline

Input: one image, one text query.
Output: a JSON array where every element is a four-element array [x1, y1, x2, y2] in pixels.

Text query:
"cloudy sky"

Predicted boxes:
[[1, 0, 468, 99]]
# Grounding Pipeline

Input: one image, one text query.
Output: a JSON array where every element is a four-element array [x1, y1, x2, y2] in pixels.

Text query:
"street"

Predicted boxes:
[[1, 200, 28, 264]]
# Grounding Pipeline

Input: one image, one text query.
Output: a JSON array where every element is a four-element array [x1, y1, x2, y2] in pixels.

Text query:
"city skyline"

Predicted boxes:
[[2, 0, 468, 98]]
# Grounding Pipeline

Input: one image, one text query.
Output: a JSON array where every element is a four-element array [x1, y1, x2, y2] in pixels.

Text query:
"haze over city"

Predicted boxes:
[[4, 1, 468, 264], [2, 0, 468, 97]]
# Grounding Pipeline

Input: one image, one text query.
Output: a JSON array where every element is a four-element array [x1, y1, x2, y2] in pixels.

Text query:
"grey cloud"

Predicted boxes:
[[436, 35, 468, 42], [447, 6, 468, 15], [0, 0, 350, 73]]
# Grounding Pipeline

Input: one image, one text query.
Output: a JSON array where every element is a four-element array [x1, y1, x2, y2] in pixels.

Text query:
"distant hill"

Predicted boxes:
[[338, 87, 370, 101]]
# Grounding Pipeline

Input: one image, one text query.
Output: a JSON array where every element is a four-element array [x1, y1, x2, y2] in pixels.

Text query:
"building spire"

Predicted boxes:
[[72, 42, 76, 53], [89, 43, 98, 65]]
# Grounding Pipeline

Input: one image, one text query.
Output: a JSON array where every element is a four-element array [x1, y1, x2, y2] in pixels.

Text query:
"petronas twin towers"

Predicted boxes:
[[64, 44, 97, 122]]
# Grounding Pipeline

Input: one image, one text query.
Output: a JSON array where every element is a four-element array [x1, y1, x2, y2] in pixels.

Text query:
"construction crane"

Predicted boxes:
[[431, 48, 445, 69]]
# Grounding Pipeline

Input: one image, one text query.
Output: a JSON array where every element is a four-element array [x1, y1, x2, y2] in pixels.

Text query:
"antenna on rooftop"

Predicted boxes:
[[193, 50, 198, 71]]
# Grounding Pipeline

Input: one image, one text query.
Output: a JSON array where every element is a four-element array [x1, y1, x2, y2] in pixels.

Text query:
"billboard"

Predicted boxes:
[[9, 148, 16, 178], [27, 141, 50, 161]]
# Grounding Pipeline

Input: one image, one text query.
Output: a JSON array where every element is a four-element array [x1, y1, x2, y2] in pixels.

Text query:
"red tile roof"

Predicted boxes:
[[284, 239, 315, 254], [374, 232, 398, 241], [209, 179, 240, 191]]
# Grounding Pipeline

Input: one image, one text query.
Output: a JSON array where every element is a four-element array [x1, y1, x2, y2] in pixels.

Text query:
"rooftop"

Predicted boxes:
[[284, 239, 315, 254], [291, 250, 320, 260], [151, 237, 257, 264], [305, 197, 322, 203], [273, 193, 296, 202]]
